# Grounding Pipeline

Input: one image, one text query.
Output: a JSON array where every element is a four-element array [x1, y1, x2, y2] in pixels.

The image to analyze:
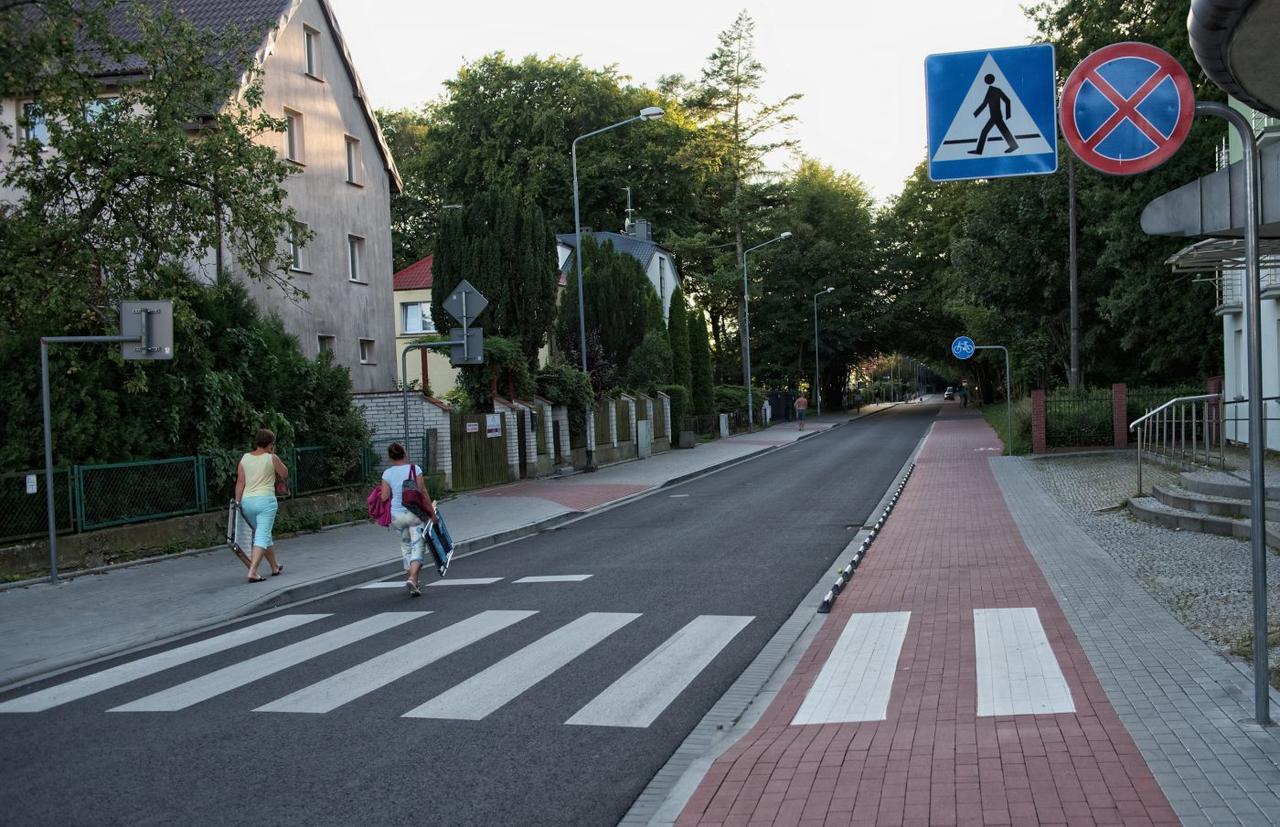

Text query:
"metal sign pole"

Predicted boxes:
[[1197, 100, 1269, 725]]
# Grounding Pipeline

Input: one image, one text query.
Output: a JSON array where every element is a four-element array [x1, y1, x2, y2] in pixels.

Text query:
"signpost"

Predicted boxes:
[[950, 336, 1011, 457], [1061, 41, 1270, 725], [41, 300, 174, 583], [401, 280, 489, 459], [925, 43, 1058, 182]]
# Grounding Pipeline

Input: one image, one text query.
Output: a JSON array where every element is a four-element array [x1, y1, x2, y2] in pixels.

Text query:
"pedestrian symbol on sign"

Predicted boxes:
[[932, 54, 1053, 163]]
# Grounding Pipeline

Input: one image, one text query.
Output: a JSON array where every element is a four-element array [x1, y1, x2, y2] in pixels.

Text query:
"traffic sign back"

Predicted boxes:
[[925, 44, 1058, 182], [1060, 42, 1194, 175], [442, 279, 488, 325]]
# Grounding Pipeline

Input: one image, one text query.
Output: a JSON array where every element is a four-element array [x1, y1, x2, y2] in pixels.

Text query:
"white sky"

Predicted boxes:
[[327, 0, 1040, 201]]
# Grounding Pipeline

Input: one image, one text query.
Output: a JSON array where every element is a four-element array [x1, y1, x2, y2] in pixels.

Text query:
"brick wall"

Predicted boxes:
[[1111, 383, 1128, 449], [1031, 389, 1047, 454], [353, 390, 453, 488]]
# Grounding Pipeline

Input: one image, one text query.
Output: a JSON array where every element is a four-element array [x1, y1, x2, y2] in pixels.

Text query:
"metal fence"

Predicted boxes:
[[1044, 389, 1113, 448], [1, 445, 373, 546]]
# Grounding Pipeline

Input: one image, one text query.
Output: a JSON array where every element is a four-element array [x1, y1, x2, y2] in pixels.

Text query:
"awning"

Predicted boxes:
[[1165, 237, 1280, 273], [1190, 0, 1280, 119]]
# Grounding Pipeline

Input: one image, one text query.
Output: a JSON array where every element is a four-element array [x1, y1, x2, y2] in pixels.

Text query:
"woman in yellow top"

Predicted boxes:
[[234, 428, 289, 583]]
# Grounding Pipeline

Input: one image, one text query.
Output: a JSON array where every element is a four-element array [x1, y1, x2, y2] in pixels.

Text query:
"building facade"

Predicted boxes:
[[392, 255, 459, 397], [0, 0, 401, 392]]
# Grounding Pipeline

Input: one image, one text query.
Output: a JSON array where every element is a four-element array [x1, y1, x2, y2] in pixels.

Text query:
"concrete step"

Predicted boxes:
[[1178, 469, 1280, 501], [1149, 484, 1280, 521], [1127, 496, 1280, 548]]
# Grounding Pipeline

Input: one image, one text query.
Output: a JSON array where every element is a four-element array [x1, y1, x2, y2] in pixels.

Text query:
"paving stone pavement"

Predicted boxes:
[[677, 412, 1177, 826], [994, 456, 1280, 826]]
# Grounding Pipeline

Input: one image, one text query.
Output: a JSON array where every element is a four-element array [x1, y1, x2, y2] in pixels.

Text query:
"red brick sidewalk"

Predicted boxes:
[[677, 414, 1177, 826]]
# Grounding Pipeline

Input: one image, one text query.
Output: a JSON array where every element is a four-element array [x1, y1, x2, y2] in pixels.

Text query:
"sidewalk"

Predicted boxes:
[[674, 410, 1182, 826], [0, 407, 884, 689]]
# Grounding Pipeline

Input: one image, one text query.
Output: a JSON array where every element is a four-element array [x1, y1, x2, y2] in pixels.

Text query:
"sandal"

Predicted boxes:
[[271, 566, 284, 577], [247, 575, 266, 583]]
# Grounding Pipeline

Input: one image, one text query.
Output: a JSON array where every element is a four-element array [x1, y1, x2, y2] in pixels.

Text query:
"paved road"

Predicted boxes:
[[0, 405, 936, 826]]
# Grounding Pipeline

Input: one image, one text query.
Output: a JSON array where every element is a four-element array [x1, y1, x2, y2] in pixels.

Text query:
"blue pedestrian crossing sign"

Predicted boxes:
[[951, 336, 976, 360], [925, 44, 1058, 182]]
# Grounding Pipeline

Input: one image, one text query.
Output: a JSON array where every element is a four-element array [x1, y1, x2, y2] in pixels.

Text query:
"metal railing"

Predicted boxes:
[[1130, 394, 1223, 494]]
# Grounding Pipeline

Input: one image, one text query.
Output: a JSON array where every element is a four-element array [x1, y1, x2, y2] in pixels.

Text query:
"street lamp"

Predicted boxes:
[[572, 107, 664, 468], [742, 231, 792, 427], [813, 287, 834, 416]]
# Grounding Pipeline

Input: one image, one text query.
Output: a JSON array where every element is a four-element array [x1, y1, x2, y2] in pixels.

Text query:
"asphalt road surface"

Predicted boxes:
[[1, 404, 937, 826]]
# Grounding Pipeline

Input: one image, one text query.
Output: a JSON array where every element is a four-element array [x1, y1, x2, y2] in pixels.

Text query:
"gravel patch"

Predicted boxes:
[[1027, 452, 1280, 659]]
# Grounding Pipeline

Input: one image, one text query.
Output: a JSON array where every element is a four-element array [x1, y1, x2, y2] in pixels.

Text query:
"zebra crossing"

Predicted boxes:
[[0, 610, 754, 726]]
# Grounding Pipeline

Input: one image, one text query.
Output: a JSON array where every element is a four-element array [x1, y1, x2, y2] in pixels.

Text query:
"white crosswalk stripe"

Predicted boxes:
[[791, 611, 911, 725], [566, 615, 753, 728], [404, 612, 639, 720], [0, 614, 328, 713], [256, 610, 535, 714], [109, 612, 426, 712], [426, 578, 503, 587], [974, 607, 1075, 716], [512, 575, 593, 583]]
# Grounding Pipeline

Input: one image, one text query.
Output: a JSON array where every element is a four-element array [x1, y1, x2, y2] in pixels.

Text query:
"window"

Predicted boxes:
[[288, 223, 308, 271], [317, 335, 335, 355], [284, 109, 303, 162], [22, 102, 48, 145], [401, 302, 436, 334], [359, 338, 375, 364], [303, 27, 321, 78], [85, 96, 119, 122], [344, 136, 361, 184], [347, 234, 364, 281]]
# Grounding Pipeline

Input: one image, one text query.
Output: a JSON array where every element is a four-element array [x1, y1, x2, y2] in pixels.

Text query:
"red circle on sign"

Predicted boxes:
[[1060, 41, 1194, 176]]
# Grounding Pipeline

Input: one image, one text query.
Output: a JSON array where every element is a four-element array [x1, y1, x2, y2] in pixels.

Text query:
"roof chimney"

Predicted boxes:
[[631, 219, 651, 241]]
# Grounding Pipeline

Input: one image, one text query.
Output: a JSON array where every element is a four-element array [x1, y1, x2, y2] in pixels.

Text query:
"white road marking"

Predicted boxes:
[[404, 612, 639, 720], [109, 613, 425, 712], [426, 578, 503, 587], [357, 582, 409, 589], [255, 611, 535, 714], [791, 611, 911, 725], [566, 615, 753, 728], [512, 575, 593, 584], [974, 607, 1075, 717], [0, 615, 328, 713]]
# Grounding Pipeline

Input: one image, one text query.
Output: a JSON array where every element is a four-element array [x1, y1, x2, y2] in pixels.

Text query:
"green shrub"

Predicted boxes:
[[657, 384, 689, 431], [536, 359, 594, 436], [624, 332, 673, 394]]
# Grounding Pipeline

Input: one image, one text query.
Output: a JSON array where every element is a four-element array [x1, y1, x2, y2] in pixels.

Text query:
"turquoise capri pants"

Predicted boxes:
[[239, 495, 278, 548]]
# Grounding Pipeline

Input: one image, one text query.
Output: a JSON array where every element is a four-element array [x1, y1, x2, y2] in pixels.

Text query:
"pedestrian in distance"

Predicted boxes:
[[379, 442, 435, 597], [234, 428, 288, 583], [853, 389, 863, 414], [794, 394, 809, 430], [960, 387, 969, 408]]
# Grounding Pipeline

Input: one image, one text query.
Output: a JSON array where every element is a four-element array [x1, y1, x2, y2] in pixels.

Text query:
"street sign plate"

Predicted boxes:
[[951, 336, 976, 360], [119, 300, 174, 360], [925, 44, 1058, 182], [1060, 42, 1194, 176], [441, 280, 488, 325], [449, 327, 484, 366]]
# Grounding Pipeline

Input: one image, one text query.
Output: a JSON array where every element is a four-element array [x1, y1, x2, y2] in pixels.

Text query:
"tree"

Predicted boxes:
[[432, 188, 559, 365], [557, 237, 656, 385], [667, 286, 692, 390], [377, 107, 436, 271], [624, 332, 673, 393], [688, 306, 715, 416]]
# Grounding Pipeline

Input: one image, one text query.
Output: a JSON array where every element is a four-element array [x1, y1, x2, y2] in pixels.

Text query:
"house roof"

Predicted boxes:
[[86, 0, 402, 193], [393, 255, 433, 290], [556, 232, 666, 273]]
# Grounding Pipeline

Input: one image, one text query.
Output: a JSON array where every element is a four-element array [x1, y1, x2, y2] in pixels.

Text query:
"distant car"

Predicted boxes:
[[944, 387, 955, 400]]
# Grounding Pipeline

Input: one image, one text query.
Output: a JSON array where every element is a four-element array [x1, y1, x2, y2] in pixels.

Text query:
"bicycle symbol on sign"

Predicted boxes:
[[950, 335, 976, 360]]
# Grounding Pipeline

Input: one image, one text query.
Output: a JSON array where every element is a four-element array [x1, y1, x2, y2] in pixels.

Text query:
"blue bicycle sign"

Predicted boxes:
[[951, 336, 976, 360]]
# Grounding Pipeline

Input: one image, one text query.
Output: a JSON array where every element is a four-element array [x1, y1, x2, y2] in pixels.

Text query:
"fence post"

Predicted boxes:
[[1111, 383, 1128, 449], [1031, 389, 1047, 454], [196, 455, 208, 513], [72, 464, 85, 533]]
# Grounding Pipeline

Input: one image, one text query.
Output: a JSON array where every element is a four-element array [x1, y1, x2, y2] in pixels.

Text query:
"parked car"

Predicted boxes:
[[944, 387, 956, 400]]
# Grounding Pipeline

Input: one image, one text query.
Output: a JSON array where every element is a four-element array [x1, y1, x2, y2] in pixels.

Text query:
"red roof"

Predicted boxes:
[[393, 255, 433, 290]]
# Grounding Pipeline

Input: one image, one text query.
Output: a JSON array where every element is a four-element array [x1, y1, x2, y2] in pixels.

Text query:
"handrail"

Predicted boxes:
[[1129, 393, 1220, 431]]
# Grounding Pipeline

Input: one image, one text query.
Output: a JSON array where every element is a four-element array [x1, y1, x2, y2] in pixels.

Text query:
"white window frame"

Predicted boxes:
[[358, 338, 375, 365], [21, 101, 49, 145], [288, 222, 308, 272], [347, 234, 364, 282], [284, 108, 304, 163], [303, 26, 321, 79], [401, 301, 436, 335], [317, 334, 335, 355], [344, 135, 361, 185]]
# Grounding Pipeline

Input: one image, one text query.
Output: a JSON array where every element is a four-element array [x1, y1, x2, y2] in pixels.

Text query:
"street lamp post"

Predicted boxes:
[[742, 231, 792, 427], [572, 106, 663, 468], [813, 287, 834, 416]]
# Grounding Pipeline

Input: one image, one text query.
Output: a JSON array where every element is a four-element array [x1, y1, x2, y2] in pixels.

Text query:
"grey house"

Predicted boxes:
[[0, 0, 402, 392], [556, 219, 683, 322]]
